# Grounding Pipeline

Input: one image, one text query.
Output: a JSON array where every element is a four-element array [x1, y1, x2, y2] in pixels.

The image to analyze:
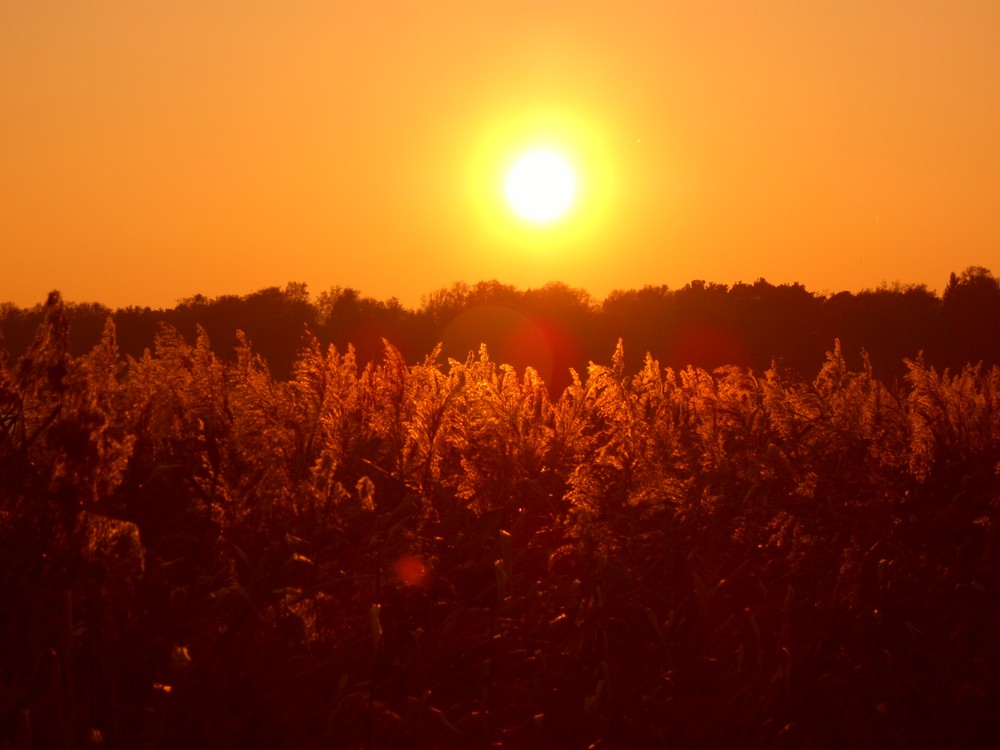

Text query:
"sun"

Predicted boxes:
[[504, 148, 577, 224], [464, 107, 618, 254]]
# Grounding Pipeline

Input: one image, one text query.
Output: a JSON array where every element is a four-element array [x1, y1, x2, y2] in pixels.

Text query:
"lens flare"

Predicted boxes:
[[394, 555, 428, 586]]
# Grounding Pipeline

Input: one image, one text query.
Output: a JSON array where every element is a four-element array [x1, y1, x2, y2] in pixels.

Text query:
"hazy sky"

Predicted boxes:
[[3, 1, 999, 308]]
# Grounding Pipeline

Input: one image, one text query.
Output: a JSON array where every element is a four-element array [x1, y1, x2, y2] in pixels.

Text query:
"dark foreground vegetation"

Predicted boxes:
[[2, 288, 999, 748]]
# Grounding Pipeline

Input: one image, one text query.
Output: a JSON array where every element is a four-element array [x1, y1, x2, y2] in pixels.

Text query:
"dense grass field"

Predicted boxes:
[[2, 293, 998, 748]]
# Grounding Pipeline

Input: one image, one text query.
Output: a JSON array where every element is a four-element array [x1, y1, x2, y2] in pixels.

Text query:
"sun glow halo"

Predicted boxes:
[[504, 149, 577, 224], [464, 107, 619, 259]]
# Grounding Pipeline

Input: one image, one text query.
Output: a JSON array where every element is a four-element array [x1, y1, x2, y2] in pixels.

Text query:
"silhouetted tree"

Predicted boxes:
[[316, 285, 426, 364], [169, 282, 316, 378], [598, 285, 673, 372], [823, 284, 943, 378], [943, 266, 1000, 367]]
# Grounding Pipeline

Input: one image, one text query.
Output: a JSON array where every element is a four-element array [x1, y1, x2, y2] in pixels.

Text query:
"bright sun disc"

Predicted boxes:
[[504, 149, 577, 224]]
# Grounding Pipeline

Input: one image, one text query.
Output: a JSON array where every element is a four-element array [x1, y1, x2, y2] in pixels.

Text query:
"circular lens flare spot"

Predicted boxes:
[[504, 149, 577, 224], [394, 555, 428, 587]]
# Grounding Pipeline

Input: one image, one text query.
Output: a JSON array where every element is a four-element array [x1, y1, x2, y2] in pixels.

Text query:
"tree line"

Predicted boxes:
[[3, 266, 999, 393]]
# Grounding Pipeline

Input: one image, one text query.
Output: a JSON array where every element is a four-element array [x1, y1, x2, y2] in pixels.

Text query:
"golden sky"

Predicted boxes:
[[3, 1, 999, 308]]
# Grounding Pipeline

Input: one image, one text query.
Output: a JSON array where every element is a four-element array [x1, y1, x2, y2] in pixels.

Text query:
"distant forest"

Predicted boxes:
[[3, 266, 1000, 392]]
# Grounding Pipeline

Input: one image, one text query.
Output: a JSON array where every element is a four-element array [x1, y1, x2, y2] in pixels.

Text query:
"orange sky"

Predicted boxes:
[[3, 1, 999, 309]]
